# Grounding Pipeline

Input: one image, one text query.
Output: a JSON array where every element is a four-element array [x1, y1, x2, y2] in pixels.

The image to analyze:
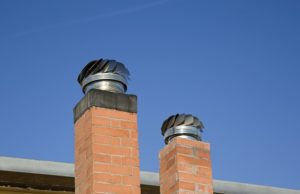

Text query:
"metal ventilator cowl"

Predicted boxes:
[[77, 59, 130, 94], [161, 114, 204, 144]]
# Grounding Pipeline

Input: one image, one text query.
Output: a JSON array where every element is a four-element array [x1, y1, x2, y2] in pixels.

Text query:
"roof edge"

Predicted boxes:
[[1, 156, 299, 194]]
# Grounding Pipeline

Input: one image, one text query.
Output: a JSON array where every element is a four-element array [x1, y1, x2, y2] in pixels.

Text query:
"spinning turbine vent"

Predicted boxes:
[[78, 58, 130, 94], [161, 114, 205, 144]]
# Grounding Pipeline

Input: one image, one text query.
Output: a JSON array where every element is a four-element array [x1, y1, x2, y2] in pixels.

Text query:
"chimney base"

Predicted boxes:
[[74, 90, 140, 194], [159, 137, 213, 194]]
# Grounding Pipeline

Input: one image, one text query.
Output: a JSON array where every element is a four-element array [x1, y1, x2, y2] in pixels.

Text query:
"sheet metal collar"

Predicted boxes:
[[81, 73, 127, 94], [164, 125, 202, 144]]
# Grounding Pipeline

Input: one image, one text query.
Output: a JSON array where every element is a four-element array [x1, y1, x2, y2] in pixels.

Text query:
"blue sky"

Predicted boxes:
[[0, 0, 299, 190]]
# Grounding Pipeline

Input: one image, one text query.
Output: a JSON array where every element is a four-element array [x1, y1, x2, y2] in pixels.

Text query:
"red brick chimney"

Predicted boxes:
[[74, 59, 141, 194], [159, 114, 213, 194]]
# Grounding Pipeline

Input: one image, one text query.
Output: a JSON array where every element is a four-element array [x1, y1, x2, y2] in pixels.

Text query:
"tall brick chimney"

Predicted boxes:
[[159, 114, 213, 194], [74, 59, 141, 194]]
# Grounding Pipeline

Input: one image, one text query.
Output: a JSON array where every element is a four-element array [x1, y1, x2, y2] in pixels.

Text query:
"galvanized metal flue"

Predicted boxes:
[[161, 114, 204, 144], [78, 59, 130, 94]]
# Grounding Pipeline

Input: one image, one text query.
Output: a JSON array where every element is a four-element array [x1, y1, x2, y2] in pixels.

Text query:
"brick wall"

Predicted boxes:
[[159, 137, 213, 194], [75, 107, 141, 194]]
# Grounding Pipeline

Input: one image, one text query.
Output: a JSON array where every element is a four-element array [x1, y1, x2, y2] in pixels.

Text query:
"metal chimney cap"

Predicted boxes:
[[77, 59, 130, 94], [161, 114, 204, 144]]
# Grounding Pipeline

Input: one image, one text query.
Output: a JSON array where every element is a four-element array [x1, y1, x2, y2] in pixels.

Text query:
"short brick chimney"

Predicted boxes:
[[159, 114, 213, 194], [74, 59, 141, 194]]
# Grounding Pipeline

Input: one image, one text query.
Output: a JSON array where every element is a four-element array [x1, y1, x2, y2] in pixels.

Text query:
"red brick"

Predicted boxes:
[[159, 138, 213, 194], [121, 138, 138, 147], [177, 155, 211, 168], [178, 172, 211, 184], [92, 117, 109, 127], [192, 147, 210, 159], [92, 127, 130, 138], [130, 130, 139, 139], [93, 153, 111, 164], [93, 163, 133, 176], [92, 134, 112, 145], [110, 120, 121, 128], [122, 157, 140, 167], [94, 173, 122, 184], [176, 146, 193, 156], [111, 156, 122, 165], [131, 167, 140, 177], [130, 148, 140, 159], [159, 164, 177, 181], [123, 175, 140, 185], [175, 137, 210, 151], [93, 144, 131, 156], [75, 107, 140, 194], [111, 137, 121, 146], [179, 181, 195, 191], [121, 121, 137, 129], [110, 165, 132, 175], [92, 108, 135, 121], [177, 163, 194, 173], [93, 183, 132, 194]]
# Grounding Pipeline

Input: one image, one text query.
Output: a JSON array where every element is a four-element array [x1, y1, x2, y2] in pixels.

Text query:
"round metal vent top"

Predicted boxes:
[[78, 58, 130, 94], [161, 114, 204, 144]]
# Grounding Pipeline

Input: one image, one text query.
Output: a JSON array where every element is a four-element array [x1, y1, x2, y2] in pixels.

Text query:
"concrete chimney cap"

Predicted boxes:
[[77, 59, 130, 94], [161, 114, 204, 144]]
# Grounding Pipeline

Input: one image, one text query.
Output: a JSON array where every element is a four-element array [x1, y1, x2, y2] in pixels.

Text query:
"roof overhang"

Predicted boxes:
[[0, 157, 299, 194]]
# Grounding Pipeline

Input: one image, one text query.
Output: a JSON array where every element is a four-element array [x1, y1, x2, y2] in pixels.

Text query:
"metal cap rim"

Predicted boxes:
[[163, 125, 202, 144], [81, 73, 128, 88]]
